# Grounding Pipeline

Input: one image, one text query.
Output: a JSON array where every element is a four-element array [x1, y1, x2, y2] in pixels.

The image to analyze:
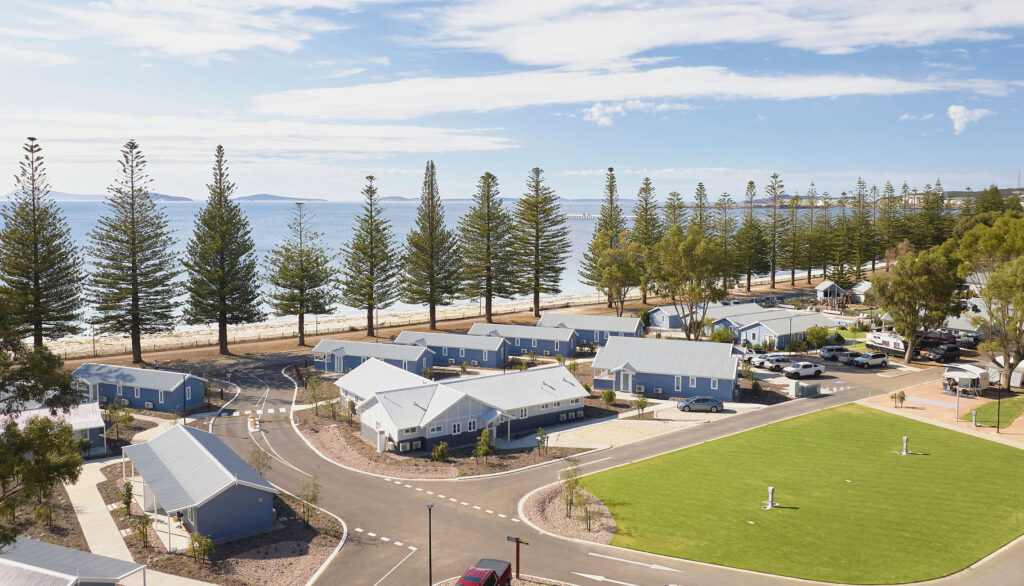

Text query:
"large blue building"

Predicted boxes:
[[122, 425, 277, 543], [72, 363, 205, 414], [312, 339, 433, 374], [536, 313, 643, 347], [736, 313, 836, 350], [591, 337, 738, 402], [467, 322, 578, 358], [393, 330, 509, 368]]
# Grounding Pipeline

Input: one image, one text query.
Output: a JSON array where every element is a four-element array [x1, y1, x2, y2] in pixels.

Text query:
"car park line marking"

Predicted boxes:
[[408, 546, 417, 551], [498, 513, 507, 518], [355, 528, 364, 532], [485, 509, 494, 514], [380, 536, 390, 542], [587, 552, 682, 572], [571, 572, 640, 585], [373, 548, 417, 586]]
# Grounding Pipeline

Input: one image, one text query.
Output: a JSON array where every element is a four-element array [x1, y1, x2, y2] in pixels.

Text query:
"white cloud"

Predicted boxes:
[[899, 112, 935, 121], [947, 104, 993, 134], [582, 100, 693, 125], [323, 67, 367, 79], [253, 65, 1014, 120], [429, 0, 1024, 69], [0, 41, 74, 66]]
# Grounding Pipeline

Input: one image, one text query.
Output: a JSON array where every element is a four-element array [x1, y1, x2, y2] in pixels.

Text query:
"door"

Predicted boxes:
[[620, 372, 632, 392]]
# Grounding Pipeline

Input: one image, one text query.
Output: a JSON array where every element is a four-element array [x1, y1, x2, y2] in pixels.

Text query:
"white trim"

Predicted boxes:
[[689, 376, 696, 388]]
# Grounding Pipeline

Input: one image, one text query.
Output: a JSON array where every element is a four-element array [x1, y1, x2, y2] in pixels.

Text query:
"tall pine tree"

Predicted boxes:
[[182, 146, 264, 355], [691, 182, 711, 234], [802, 183, 820, 284], [580, 167, 626, 306], [713, 191, 737, 289], [340, 176, 401, 338], [764, 173, 787, 289], [662, 190, 688, 231], [265, 203, 339, 346], [87, 139, 179, 363], [876, 181, 903, 271], [458, 172, 515, 322], [828, 192, 854, 289], [630, 177, 663, 304], [512, 168, 570, 318], [781, 192, 802, 285], [735, 180, 769, 292], [402, 160, 459, 329], [0, 137, 84, 346], [849, 178, 873, 282]]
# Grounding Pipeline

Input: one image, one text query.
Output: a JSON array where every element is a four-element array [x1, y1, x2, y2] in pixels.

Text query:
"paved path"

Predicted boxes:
[[130, 413, 177, 443]]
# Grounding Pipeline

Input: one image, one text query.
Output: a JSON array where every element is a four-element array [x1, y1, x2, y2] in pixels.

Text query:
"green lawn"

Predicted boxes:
[[582, 404, 1024, 584], [959, 394, 1024, 429]]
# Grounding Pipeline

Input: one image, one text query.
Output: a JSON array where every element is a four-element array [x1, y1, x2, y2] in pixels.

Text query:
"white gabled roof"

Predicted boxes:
[[311, 339, 433, 361], [716, 309, 796, 328], [537, 313, 642, 334], [815, 279, 844, 292], [335, 358, 433, 402], [851, 280, 873, 293], [71, 363, 198, 392], [748, 313, 837, 335], [394, 330, 506, 351], [11, 401, 105, 432], [468, 322, 576, 342], [374, 384, 468, 430], [0, 538, 146, 585], [702, 303, 767, 321], [592, 337, 737, 380], [445, 364, 589, 410]]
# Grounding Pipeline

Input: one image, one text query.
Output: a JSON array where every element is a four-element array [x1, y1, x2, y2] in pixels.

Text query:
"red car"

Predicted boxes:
[[456, 559, 512, 586]]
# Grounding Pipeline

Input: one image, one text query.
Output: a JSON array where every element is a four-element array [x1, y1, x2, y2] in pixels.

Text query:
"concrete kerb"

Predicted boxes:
[[282, 366, 610, 482], [206, 377, 242, 433], [270, 481, 348, 586], [857, 399, 1024, 450]]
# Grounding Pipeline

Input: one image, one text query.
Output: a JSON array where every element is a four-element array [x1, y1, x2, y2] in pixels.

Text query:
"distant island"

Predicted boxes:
[[234, 193, 327, 202], [2, 190, 192, 202], [150, 192, 193, 202]]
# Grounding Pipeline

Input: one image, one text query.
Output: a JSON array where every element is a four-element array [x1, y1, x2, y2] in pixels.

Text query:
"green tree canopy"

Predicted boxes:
[[630, 177, 663, 304], [662, 190, 688, 232], [735, 181, 769, 292], [458, 172, 516, 322], [341, 176, 401, 337], [593, 230, 642, 316], [512, 168, 570, 317], [653, 225, 728, 340]]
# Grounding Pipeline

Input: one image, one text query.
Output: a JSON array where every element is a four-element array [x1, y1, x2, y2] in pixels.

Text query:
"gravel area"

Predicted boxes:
[[522, 483, 614, 545], [222, 538, 336, 586], [14, 482, 88, 552]]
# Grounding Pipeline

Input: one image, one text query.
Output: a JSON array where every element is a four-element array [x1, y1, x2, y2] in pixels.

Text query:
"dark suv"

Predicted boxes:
[[926, 344, 961, 363]]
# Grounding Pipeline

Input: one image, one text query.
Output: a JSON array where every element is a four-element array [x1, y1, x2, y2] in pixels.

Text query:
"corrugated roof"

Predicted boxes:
[[445, 365, 589, 411], [374, 384, 466, 429], [702, 303, 768, 321], [753, 313, 837, 335], [851, 280, 873, 293], [122, 425, 275, 512], [11, 401, 104, 432], [717, 309, 796, 328], [815, 279, 844, 291], [394, 330, 506, 351], [71, 363, 195, 392], [311, 339, 432, 361], [468, 322, 576, 342], [0, 537, 145, 584], [537, 313, 642, 334], [334, 358, 433, 402], [592, 337, 737, 379]]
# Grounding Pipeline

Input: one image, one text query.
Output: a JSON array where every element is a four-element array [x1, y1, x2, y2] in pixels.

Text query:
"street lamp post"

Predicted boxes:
[[426, 503, 434, 585]]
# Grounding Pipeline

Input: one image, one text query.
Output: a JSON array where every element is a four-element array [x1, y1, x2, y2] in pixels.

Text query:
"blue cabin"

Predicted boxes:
[[712, 309, 796, 342], [312, 339, 433, 374], [467, 322, 578, 358], [737, 313, 837, 350], [591, 337, 738, 402], [393, 330, 508, 368], [647, 305, 684, 329], [123, 425, 277, 542], [536, 313, 643, 347], [13, 400, 108, 457], [72, 363, 205, 414]]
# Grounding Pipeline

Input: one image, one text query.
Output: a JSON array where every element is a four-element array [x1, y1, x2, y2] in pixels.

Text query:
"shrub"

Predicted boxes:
[[601, 388, 616, 405], [422, 367, 433, 379], [473, 429, 494, 461], [762, 338, 776, 352], [890, 390, 906, 408], [655, 332, 662, 339], [555, 354, 565, 365], [187, 532, 214, 565], [582, 382, 592, 393], [805, 325, 829, 348], [785, 340, 808, 353], [460, 361, 468, 373], [431, 441, 449, 462], [828, 332, 846, 344], [751, 380, 763, 395], [637, 309, 651, 326], [838, 325, 848, 331], [121, 480, 134, 516], [709, 328, 737, 344]]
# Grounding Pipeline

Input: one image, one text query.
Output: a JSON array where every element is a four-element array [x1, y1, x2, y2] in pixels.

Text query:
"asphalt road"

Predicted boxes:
[[198, 354, 1023, 586]]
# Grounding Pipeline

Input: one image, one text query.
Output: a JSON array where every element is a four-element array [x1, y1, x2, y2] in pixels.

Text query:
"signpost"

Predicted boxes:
[[507, 536, 529, 579]]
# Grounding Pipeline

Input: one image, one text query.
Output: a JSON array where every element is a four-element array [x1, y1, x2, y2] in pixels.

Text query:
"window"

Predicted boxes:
[[519, 408, 527, 418], [158, 390, 165, 404], [467, 420, 476, 432], [482, 350, 488, 361], [429, 425, 442, 436], [361, 356, 368, 363], [711, 378, 719, 390], [553, 401, 561, 407], [593, 330, 599, 340], [116, 385, 122, 396], [531, 338, 537, 348], [750, 332, 757, 341], [134, 387, 140, 399], [605, 331, 610, 340], [689, 377, 697, 388], [403, 361, 408, 370], [541, 403, 549, 410], [452, 422, 462, 435], [459, 348, 465, 358], [442, 347, 448, 356], [514, 337, 521, 346], [405, 427, 418, 434], [675, 376, 682, 392], [570, 398, 580, 405], [554, 341, 560, 351], [185, 386, 191, 400]]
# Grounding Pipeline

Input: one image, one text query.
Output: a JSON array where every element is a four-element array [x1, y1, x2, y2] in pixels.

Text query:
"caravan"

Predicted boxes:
[[942, 363, 997, 393], [865, 332, 919, 358]]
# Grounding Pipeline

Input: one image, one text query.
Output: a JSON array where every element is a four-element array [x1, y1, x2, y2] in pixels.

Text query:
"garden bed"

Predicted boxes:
[[13, 482, 88, 551], [296, 410, 583, 479], [522, 483, 614, 545], [100, 417, 158, 454], [97, 464, 340, 586]]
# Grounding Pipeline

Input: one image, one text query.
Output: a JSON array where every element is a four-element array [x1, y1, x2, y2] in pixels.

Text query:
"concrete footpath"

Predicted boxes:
[[64, 458, 212, 586]]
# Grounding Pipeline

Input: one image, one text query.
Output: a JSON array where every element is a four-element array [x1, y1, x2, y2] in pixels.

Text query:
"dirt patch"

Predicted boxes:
[[13, 482, 88, 552], [297, 410, 582, 479], [97, 464, 340, 586], [522, 483, 614, 545], [99, 417, 158, 454]]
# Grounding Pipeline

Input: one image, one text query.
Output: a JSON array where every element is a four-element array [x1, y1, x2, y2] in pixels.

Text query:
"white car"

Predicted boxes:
[[751, 353, 782, 368], [783, 361, 825, 379], [761, 356, 794, 372]]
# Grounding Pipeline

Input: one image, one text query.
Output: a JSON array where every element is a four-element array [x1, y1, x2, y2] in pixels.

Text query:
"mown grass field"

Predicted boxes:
[[959, 394, 1024, 429], [582, 404, 1024, 584]]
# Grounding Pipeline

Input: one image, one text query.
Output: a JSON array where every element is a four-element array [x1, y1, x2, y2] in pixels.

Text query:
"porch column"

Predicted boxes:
[[166, 510, 171, 552]]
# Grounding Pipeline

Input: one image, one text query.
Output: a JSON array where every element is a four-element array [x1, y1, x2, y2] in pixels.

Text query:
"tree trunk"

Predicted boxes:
[[769, 260, 776, 289], [218, 315, 229, 355], [641, 287, 647, 304], [366, 306, 375, 338], [606, 292, 612, 308], [871, 259, 876, 272], [297, 312, 305, 347], [806, 265, 812, 284], [790, 268, 796, 286], [428, 303, 437, 330], [533, 289, 540, 318], [746, 272, 752, 292], [131, 325, 142, 364], [485, 295, 493, 323], [33, 323, 43, 348]]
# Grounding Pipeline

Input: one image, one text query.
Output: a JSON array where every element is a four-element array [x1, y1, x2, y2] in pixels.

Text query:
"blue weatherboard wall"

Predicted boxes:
[[317, 353, 430, 374], [574, 326, 643, 348], [605, 371, 735, 402], [505, 334, 577, 358], [192, 484, 274, 541], [97, 378, 204, 413], [430, 345, 506, 368], [649, 308, 683, 329]]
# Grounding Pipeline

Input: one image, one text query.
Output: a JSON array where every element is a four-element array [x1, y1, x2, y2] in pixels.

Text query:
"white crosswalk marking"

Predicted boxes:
[[472, 506, 481, 510], [408, 546, 417, 551], [266, 408, 275, 414], [498, 514, 507, 518], [512, 518, 520, 523], [460, 501, 469, 506], [232, 412, 240, 417], [244, 410, 251, 415], [485, 509, 493, 514], [404, 484, 412, 488], [394, 541, 403, 546], [449, 498, 457, 502], [426, 491, 434, 495], [256, 410, 263, 415], [355, 528, 364, 532], [381, 537, 390, 542], [368, 532, 377, 537], [416, 488, 423, 492]]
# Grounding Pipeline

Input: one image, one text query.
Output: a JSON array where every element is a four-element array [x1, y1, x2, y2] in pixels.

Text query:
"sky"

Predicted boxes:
[[0, 0, 1022, 201]]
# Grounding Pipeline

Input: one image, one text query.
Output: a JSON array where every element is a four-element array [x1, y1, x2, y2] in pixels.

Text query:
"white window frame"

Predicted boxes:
[[452, 422, 462, 435], [675, 376, 682, 392], [554, 341, 560, 351], [519, 408, 527, 418], [185, 386, 191, 401], [531, 338, 537, 348], [541, 403, 549, 410], [711, 378, 719, 390], [158, 390, 165, 404], [689, 376, 697, 388], [515, 337, 521, 346], [605, 331, 610, 340], [553, 401, 561, 407], [482, 350, 488, 361], [442, 347, 448, 356], [751, 332, 757, 341], [134, 387, 140, 399], [405, 427, 417, 434], [459, 347, 465, 358], [467, 420, 477, 432], [429, 425, 443, 436], [403, 361, 408, 370], [593, 329, 599, 340], [116, 385, 123, 397]]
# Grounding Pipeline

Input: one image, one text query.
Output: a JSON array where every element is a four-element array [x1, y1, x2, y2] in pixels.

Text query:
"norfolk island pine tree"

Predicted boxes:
[[182, 146, 265, 355], [458, 172, 516, 323], [512, 167, 570, 318], [340, 175, 401, 338], [764, 173, 788, 290], [265, 202, 339, 346], [734, 180, 769, 293], [87, 139, 179, 364], [580, 167, 626, 308], [0, 137, 84, 347], [661, 189, 688, 232], [630, 177, 663, 304], [402, 160, 459, 330]]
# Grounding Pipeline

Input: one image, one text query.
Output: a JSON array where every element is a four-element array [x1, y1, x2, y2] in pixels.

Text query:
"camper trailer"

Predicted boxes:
[[942, 363, 997, 393], [865, 332, 919, 358]]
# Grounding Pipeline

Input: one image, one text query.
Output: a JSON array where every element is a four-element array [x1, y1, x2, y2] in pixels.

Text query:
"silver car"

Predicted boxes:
[[677, 396, 724, 413]]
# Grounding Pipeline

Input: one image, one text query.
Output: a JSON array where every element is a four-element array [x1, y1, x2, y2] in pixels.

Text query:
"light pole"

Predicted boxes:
[[426, 503, 433, 585]]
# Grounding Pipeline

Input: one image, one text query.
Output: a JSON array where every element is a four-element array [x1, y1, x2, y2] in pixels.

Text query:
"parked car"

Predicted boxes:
[[751, 353, 781, 368], [819, 346, 847, 360], [837, 350, 865, 365], [783, 361, 825, 379], [762, 356, 794, 372], [677, 396, 724, 413], [926, 344, 961, 363], [457, 559, 512, 586], [852, 352, 889, 368], [953, 332, 979, 349], [735, 346, 759, 363]]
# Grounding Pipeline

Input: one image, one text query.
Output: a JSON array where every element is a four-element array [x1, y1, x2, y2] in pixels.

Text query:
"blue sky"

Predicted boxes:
[[1, 1, 1022, 201]]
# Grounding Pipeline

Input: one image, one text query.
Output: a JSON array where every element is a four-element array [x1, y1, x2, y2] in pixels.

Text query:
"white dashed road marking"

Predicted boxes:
[[381, 537, 390, 542], [368, 532, 377, 537], [473, 506, 481, 510], [498, 514, 507, 518], [395, 542, 403, 547], [355, 528, 364, 532], [408, 546, 417, 551], [485, 509, 493, 514]]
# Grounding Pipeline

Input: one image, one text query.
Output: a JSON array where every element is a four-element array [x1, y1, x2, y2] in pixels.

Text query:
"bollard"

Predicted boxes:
[[972, 410, 977, 427], [902, 436, 908, 456]]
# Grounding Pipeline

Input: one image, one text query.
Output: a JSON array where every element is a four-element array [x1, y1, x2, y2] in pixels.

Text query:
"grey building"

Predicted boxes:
[[592, 337, 738, 402], [72, 363, 205, 414], [394, 330, 509, 368], [312, 339, 433, 374], [0, 537, 146, 585], [536, 312, 644, 346], [335, 357, 434, 403], [12, 401, 107, 457], [122, 424, 277, 543], [468, 322, 578, 358]]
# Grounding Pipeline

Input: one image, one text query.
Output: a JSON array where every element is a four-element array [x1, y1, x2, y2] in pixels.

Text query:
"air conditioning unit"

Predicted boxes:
[[635, 385, 645, 394], [119, 399, 130, 407], [144, 401, 154, 409], [412, 440, 422, 450], [399, 442, 410, 452], [448, 358, 456, 365], [559, 414, 566, 421], [577, 410, 584, 419], [470, 360, 479, 367], [543, 350, 551, 356], [653, 387, 663, 395], [568, 412, 575, 420], [521, 349, 528, 355]]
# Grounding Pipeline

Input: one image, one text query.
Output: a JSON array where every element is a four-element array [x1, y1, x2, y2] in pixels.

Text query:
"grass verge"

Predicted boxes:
[[959, 394, 1024, 429]]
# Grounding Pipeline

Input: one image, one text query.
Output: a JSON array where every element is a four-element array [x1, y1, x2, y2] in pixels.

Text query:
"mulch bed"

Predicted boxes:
[[12, 482, 89, 552], [522, 484, 614, 545], [97, 464, 341, 586], [583, 395, 637, 419], [296, 410, 582, 479], [100, 417, 158, 454]]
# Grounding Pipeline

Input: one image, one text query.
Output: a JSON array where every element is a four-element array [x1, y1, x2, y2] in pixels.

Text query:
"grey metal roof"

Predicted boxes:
[[753, 313, 837, 335], [537, 313, 642, 334], [815, 279, 844, 292], [0, 537, 145, 584], [311, 339, 433, 361], [12, 401, 105, 433], [122, 424, 275, 512], [468, 322, 576, 342], [851, 280, 873, 293], [335, 358, 433, 402], [592, 337, 738, 380], [702, 303, 768, 321], [374, 384, 467, 429], [394, 330, 506, 351], [446, 365, 589, 411], [71, 363, 196, 391], [716, 309, 796, 328]]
